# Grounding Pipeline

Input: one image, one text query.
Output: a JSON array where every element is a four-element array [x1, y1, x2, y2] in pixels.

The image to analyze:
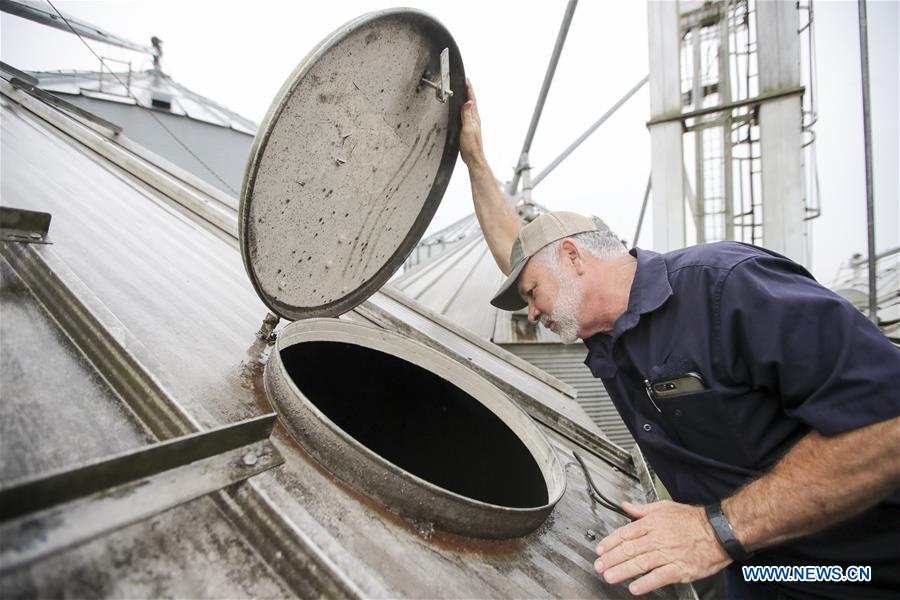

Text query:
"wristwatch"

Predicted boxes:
[[705, 502, 752, 561]]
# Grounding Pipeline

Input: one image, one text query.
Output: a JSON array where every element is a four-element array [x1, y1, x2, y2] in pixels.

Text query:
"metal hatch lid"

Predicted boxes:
[[239, 8, 465, 321]]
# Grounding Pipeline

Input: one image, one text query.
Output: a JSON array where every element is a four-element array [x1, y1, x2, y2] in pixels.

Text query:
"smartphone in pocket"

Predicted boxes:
[[647, 372, 707, 399]]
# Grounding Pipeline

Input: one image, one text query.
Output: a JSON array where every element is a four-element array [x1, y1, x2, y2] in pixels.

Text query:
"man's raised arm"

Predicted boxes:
[[459, 80, 521, 275]]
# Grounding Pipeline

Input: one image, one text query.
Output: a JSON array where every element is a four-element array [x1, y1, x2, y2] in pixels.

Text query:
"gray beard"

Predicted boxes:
[[541, 275, 582, 344]]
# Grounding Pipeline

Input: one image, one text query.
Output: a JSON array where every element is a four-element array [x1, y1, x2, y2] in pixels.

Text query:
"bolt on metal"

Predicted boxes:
[[419, 48, 453, 103]]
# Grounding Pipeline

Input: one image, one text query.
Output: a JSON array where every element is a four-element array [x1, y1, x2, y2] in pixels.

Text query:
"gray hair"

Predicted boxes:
[[536, 216, 626, 275]]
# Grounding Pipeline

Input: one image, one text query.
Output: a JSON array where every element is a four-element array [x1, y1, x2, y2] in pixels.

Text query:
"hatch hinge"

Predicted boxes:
[[256, 311, 280, 344], [0, 206, 52, 244]]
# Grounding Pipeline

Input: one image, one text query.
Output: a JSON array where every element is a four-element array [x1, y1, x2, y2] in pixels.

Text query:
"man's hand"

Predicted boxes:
[[457, 79, 520, 273], [594, 500, 731, 595], [459, 79, 486, 168]]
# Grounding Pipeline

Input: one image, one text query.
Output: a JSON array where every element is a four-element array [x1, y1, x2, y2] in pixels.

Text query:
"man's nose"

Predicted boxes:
[[527, 302, 540, 323]]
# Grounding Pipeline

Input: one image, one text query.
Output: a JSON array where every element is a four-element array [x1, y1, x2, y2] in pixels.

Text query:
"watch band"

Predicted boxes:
[[705, 503, 752, 562]]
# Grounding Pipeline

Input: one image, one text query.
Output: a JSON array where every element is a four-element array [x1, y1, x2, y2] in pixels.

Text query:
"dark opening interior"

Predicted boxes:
[[281, 341, 548, 508]]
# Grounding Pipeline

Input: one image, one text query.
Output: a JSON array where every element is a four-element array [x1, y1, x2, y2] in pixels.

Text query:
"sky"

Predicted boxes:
[[1, 0, 897, 284]]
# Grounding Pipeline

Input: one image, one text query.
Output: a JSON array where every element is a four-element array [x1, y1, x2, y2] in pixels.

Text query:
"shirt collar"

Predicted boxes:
[[586, 247, 673, 348]]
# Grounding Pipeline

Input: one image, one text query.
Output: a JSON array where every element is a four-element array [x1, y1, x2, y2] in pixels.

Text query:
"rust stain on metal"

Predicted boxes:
[[238, 337, 274, 414]]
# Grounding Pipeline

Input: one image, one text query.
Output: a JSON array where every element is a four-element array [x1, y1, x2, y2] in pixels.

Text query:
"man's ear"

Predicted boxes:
[[560, 239, 585, 275]]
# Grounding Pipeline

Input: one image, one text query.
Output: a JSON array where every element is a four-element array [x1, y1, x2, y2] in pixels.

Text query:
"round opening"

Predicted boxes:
[[265, 319, 565, 538], [281, 341, 548, 508]]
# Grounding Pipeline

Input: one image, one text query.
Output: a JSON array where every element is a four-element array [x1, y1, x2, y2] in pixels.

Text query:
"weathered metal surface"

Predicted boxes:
[[1, 78, 242, 222], [0, 414, 279, 521], [632, 444, 662, 505], [0, 61, 36, 85], [0, 255, 153, 482], [31, 69, 257, 134], [267, 318, 565, 538], [507, 343, 635, 448], [240, 8, 464, 321], [0, 245, 303, 596], [1, 240, 206, 440], [8, 75, 123, 136], [1, 94, 357, 594], [0, 497, 293, 599], [0, 239, 365, 596], [0, 80, 688, 598], [0, 438, 281, 572]]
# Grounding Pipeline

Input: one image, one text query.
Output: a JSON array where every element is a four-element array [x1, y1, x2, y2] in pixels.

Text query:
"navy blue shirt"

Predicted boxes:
[[583, 242, 900, 598]]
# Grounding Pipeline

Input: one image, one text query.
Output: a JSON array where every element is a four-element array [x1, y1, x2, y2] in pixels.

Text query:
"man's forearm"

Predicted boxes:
[[594, 416, 900, 595], [466, 159, 520, 274], [724, 416, 900, 551]]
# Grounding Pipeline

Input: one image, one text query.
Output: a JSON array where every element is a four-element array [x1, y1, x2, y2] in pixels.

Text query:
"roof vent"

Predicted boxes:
[[150, 89, 172, 111]]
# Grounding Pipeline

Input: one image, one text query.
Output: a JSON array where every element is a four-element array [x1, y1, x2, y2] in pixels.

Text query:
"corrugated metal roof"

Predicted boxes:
[[0, 84, 313, 600], [26, 68, 256, 196], [420, 212, 482, 245], [32, 69, 258, 134], [0, 258, 154, 480], [831, 247, 900, 338], [392, 225, 560, 344], [401, 212, 482, 270], [505, 344, 636, 449], [0, 74, 689, 598]]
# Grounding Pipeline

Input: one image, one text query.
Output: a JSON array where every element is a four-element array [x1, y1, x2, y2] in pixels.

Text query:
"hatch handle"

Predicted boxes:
[[419, 47, 453, 103]]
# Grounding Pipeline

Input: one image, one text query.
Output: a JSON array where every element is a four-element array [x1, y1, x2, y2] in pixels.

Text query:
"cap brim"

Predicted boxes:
[[490, 259, 528, 311]]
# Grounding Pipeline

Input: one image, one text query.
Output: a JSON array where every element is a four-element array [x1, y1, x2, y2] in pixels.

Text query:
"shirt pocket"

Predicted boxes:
[[656, 390, 755, 468]]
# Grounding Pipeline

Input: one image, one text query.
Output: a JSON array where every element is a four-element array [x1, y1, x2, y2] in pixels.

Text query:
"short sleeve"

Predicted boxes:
[[716, 255, 900, 435]]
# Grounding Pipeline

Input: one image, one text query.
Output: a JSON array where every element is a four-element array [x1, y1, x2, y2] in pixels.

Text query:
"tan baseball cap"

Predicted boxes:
[[490, 211, 597, 310]]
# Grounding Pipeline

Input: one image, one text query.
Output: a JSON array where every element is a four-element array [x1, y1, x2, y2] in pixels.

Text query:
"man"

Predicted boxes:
[[458, 81, 900, 599]]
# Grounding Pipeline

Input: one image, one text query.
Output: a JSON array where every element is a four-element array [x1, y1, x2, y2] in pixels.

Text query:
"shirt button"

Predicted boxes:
[[643, 423, 652, 432], [674, 409, 683, 417]]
